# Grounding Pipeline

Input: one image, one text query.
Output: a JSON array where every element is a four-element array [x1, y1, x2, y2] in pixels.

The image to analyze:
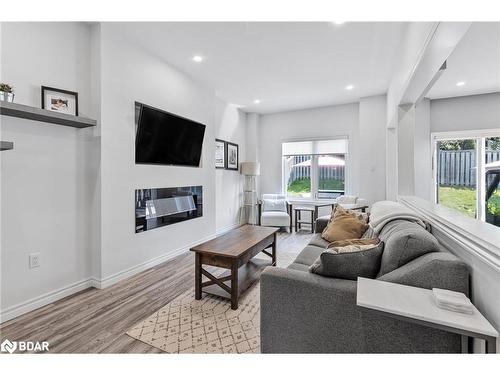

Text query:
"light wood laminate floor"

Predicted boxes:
[[0, 231, 312, 353]]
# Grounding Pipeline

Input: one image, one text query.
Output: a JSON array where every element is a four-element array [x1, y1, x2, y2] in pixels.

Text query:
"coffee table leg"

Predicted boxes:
[[195, 253, 202, 300], [272, 232, 277, 266], [231, 261, 239, 310]]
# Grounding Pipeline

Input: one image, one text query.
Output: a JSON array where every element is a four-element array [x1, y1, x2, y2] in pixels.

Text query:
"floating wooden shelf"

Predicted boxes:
[[0, 141, 14, 151], [0, 101, 96, 129]]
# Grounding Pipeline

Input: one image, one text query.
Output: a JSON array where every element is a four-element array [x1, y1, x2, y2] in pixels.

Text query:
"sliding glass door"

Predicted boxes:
[[433, 132, 500, 227], [435, 138, 477, 218]]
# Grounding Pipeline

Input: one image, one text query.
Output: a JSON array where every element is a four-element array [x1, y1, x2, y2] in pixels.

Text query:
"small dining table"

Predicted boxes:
[[286, 199, 368, 231]]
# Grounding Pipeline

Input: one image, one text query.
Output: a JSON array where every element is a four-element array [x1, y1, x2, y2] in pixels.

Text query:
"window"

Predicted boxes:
[[432, 131, 500, 227], [282, 139, 348, 200]]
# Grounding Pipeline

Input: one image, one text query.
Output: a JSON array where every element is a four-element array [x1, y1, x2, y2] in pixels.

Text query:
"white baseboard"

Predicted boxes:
[[0, 278, 94, 324], [91, 227, 240, 289], [95, 245, 190, 289], [0, 226, 243, 324]]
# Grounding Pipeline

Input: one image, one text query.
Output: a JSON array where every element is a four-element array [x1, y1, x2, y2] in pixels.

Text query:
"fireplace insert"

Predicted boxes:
[[135, 186, 203, 233]]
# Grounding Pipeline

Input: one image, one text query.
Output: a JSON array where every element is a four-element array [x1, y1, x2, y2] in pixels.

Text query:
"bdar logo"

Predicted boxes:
[[1, 339, 17, 353]]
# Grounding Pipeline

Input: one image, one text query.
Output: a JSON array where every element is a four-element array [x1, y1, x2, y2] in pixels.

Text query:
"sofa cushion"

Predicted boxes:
[[261, 211, 289, 227], [309, 241, 384, 280], [377, 220, 440, 277], [321, 206, 368, 242], [293, 245, 324, 266]]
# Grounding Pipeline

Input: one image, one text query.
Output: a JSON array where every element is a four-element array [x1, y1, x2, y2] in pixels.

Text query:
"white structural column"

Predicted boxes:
[[398, 104, 416, 196]]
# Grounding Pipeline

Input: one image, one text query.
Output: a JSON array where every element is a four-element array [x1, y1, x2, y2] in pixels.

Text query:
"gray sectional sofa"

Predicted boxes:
[[260, 216, 470, 353]]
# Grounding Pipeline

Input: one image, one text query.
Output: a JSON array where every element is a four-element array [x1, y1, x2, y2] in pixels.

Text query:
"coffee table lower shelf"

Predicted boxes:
[[202, 257, 271, 300]]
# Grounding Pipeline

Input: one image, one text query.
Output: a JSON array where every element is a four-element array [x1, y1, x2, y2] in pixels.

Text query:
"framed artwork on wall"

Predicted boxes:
[[215, 139, 226, 169], [41, 86, 79, 116], [226, 142, 239, 171]]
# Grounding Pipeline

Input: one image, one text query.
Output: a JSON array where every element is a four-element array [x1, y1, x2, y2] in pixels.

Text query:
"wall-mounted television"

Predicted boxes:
[[135, 102, 206, 167]]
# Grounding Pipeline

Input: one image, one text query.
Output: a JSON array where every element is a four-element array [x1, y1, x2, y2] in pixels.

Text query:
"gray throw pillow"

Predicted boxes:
[[377, 220, 440, 277], [309, 241, 384, 280]]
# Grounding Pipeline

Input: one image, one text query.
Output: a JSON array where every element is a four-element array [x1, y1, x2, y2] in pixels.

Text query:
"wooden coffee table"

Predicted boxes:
[[190, 225, 279, 310]]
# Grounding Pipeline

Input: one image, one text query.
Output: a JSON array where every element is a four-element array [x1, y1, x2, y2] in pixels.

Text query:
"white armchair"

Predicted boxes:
[[336, 195, 369, 211], [258, 194, 293, 232]]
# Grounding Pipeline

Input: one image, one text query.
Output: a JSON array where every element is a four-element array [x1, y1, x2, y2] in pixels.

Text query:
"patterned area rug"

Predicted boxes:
[[127, 282, 261, 353]]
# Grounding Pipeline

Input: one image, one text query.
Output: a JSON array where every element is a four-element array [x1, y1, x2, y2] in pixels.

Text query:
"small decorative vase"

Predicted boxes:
[[0, 91, 14, 102], [0, 91, 14, 103]]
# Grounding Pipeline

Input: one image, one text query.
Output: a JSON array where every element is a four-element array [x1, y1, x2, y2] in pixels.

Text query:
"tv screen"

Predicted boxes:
[[135, 103, 206, 167]]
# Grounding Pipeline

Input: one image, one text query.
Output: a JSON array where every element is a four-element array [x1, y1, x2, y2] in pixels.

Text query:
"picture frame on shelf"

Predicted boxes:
[[215, 138, 226, 169], [226, 142, 239, 171], [41, 86, 79, 116]]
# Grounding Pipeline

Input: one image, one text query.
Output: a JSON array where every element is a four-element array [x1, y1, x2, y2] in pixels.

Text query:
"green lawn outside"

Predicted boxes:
[[287, 177, 344, 195], [438, 186, 500, 218], [438, 186, 477, 217]]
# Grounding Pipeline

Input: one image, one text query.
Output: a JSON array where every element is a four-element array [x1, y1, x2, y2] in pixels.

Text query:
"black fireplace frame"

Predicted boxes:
[[135, 186, 203, 233]]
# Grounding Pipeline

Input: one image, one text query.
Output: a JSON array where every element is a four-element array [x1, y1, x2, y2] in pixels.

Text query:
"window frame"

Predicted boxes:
[[281, 136, 350, 201], [431, 129, 500, 222]]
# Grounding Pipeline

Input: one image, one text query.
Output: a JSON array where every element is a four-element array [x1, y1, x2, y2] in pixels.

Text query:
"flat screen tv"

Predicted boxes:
[[135, 102, 206, 167]]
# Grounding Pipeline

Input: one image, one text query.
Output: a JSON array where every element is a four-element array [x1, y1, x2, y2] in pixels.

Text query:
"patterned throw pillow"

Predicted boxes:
[[326, 238, 380, 252]]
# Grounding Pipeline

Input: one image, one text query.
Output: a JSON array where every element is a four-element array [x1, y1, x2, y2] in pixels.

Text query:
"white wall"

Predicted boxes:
[[214, 98, 246, 233], [257, 103, 360, 198], [414, 98, 431, 201], [245, 113, 259, 163], [0, 23, 96, 316], [98, 24, 216, 283], [397, 104, 416, 196], [358, 95, 387, 205], [430, 92, 500, 133]]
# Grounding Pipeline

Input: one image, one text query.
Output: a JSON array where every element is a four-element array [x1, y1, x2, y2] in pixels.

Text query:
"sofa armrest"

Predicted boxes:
[[260, 266, 362, 353], [377, 252, 469, 295], [315, 215, 329, 233]]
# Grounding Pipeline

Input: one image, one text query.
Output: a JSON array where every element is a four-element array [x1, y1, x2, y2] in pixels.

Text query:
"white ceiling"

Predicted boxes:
[[119, 22, 405, 114], [427, 22, 500, 100]]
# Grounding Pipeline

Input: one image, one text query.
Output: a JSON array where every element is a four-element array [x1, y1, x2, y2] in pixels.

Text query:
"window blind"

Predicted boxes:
[[282, 138, 348, 156]]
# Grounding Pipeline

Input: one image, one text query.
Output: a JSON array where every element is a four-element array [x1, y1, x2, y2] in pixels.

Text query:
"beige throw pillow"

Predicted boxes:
[[330, 204, 369, 223], [321, 207, 368, 242]]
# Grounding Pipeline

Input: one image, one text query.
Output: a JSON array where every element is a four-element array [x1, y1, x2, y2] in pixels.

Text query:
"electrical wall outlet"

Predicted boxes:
[[29, 253, 40, 269]]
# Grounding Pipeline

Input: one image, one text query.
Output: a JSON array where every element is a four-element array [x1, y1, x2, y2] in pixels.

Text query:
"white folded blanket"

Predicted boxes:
[[433, 288, 474, 314], [369, 200, 426, 234]]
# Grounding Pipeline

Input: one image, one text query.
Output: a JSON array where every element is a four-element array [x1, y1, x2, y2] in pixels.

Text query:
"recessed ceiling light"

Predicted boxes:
[[456, 81, 466, 87], [192, 55, 204, 63], [345, 85, 354, 90], [332, 21, 346, 25], [253, 99, 261, 104]]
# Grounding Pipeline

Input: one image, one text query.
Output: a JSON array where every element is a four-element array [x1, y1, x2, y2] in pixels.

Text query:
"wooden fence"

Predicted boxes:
[[437, 150, 500, 187], [288, 155, 345, 182]]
